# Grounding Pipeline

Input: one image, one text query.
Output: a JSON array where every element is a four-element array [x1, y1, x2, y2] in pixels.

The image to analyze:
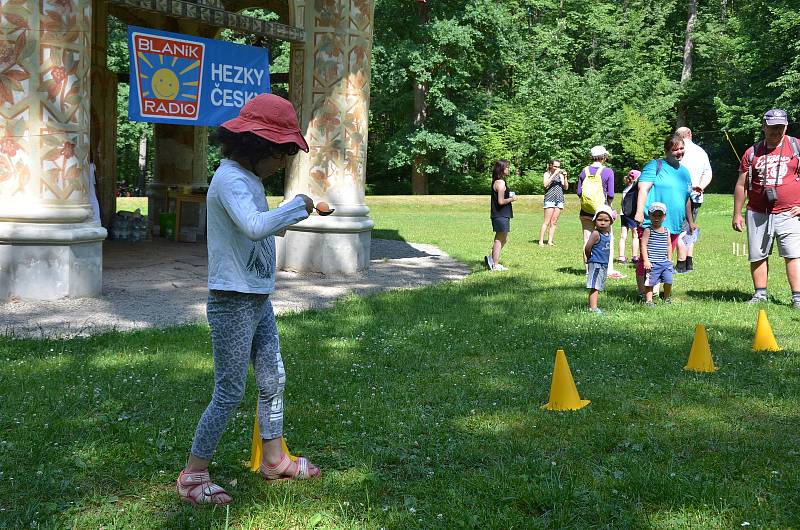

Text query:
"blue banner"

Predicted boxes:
[[127, 26, 270, 126]]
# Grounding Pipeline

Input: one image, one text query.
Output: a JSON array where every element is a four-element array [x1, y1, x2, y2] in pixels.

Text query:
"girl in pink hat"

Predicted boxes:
[[618, 169, 641, 264], [177, 94, 321, 507]]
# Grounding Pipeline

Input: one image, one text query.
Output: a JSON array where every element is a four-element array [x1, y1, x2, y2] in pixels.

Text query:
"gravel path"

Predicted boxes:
[[0, 239, 470, 338]]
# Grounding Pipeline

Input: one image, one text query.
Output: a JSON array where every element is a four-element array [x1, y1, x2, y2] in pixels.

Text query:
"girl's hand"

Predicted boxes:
[[295, 194, 314, 214]]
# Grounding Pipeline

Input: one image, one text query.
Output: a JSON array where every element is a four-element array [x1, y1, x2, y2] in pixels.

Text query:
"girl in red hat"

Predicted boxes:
[[177, 94, 321, 506]]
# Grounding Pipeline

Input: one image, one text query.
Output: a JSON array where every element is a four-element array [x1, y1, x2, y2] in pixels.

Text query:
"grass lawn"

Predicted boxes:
[[4, 194, 800, 529]]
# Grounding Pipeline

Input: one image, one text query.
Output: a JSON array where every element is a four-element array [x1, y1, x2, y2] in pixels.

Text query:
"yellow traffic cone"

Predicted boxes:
[[541, 349, 590, 411], [684, 324, 718, 372], [752, 309, 781, 351], [249, 411, 297, 472]]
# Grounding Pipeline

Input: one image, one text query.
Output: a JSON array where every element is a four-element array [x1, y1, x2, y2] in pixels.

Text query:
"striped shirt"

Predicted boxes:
[[543, 171, 565, 204], [645, 227, 669, 263]]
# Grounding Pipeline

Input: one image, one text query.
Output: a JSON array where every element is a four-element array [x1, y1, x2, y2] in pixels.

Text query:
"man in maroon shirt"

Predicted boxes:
[[733, 108, 800, 308]]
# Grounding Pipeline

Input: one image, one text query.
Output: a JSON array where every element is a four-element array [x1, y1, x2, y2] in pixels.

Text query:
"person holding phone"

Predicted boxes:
[[539, 159, 568, 246]]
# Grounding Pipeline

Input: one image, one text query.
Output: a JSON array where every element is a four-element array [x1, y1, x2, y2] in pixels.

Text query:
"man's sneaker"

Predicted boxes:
[[660, 296, 673, 304], [747, 294, 768, 305], [644, 301, 656, 307], [493, 264, 509, 271], [793, 300, 800, 310], [484, 255, 494, 270]]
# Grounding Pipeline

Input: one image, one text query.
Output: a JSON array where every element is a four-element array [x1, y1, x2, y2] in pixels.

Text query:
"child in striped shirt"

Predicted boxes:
[[641, 202, 674, 306]]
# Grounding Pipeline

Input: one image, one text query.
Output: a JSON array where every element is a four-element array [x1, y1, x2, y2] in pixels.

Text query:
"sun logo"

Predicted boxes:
[[132, 32, 204, 119]]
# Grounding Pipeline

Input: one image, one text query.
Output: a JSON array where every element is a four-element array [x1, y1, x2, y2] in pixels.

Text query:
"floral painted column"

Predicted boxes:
[[278, 0, 374, 274], [0, 0, 106, 300]]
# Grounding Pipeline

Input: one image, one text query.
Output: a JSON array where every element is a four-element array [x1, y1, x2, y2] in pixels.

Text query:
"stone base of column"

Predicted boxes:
[[0, 223, 107, 300], [276, 213, 373, 274]]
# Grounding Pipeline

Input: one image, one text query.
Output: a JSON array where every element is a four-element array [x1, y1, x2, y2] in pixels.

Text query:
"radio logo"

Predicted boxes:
[[132, 33, 204, 120]]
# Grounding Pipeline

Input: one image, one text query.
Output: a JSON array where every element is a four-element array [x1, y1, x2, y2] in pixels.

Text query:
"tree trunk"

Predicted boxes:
[[411, 2, 430, 195], [677, 0, 698, 127], [411, 78, 429, 194]]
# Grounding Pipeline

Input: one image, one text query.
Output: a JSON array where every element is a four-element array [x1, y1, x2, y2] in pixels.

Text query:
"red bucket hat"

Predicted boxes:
[[221, 93, 309, 152]]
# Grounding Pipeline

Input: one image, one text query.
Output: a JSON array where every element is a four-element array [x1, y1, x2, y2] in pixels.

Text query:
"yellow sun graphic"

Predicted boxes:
[[151, 68, 180, 100]]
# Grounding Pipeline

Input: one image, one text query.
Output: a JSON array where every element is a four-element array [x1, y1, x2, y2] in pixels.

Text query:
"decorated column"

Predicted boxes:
[[278, 0, 374, 274], [0, 0, 106, 300]]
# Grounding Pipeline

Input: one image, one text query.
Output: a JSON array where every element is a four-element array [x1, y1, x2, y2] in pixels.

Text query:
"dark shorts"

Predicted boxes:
[[691, 201, 701, 223], [621, 214, 637, 229], [492, 216, 510, 233], [645, 261, 674, 286], [636, 227, 679, 276]]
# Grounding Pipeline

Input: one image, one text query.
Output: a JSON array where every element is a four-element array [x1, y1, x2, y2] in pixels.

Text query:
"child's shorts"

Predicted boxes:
[[645, 261, 673, 287], [586, 263, 607, 291], [621, 214, 637, 229]]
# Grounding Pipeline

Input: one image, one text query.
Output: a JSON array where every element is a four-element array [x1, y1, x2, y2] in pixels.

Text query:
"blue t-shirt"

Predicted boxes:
[[588, 231, 611, 264], [639, 159, 692, 234]]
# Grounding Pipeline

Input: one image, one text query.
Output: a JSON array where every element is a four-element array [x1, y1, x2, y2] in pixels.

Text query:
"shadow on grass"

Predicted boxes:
[[3, 273, 800, 528], [684, 288, 752, 302], [556, 266, 586, 276]]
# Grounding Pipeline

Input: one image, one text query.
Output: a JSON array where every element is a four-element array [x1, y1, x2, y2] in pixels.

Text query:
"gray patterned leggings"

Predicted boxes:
[[190, 290, 285, 460]]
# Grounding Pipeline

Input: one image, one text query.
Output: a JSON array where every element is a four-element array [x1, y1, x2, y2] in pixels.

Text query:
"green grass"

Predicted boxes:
[[116, 197, 148, 216], [4, 194, 800, 529]]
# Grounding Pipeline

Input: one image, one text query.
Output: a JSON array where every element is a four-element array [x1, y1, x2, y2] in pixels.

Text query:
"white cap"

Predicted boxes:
[[590, 145, 609, 157], [648, 202, 667, 214], [592, 205, 615, 222]]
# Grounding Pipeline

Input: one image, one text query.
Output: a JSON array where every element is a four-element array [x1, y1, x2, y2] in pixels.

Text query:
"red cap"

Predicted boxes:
[[221, 93, 309, 152]]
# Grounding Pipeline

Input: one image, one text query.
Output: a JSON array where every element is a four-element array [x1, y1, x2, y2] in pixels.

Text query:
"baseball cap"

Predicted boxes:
[[221, 93, 309, 152], [590, 145, 609, 157], [592, 205, 615, 222], [762, 108, 789, 126], [648, 202, 667, 215]]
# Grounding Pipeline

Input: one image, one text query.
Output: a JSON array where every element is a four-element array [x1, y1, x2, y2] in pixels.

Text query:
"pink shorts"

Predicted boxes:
[[636, 227, 679, 277]]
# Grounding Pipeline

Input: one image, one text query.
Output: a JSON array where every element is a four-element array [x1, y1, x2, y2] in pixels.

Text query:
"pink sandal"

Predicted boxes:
[[260, 454, 321, 482], [176, 469, 233, 506]]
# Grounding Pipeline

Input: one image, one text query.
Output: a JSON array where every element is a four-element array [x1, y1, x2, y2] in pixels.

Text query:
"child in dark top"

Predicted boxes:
[[618, 169, 641, 263], [584, 206, 614, 313], [641, 202, 673, 306]]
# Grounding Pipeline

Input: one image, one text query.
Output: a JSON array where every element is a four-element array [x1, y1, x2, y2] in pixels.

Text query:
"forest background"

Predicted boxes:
[[108, 0, 800, 196]]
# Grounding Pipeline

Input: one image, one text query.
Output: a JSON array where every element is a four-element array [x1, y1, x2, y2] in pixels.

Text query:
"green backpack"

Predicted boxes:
[[580, 165, 606, 214]]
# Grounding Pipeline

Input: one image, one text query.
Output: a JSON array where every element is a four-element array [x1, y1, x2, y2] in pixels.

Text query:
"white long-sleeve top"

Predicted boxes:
[[681, 138, 712, 203], [206, 159, 309, 294]]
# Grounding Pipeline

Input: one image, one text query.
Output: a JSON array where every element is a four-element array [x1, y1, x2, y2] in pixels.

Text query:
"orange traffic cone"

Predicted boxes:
[[541, 349, 590, 411], [684, 324, 718, 372], [752, 309, 781, 351], [249, 410, 297, 472]]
